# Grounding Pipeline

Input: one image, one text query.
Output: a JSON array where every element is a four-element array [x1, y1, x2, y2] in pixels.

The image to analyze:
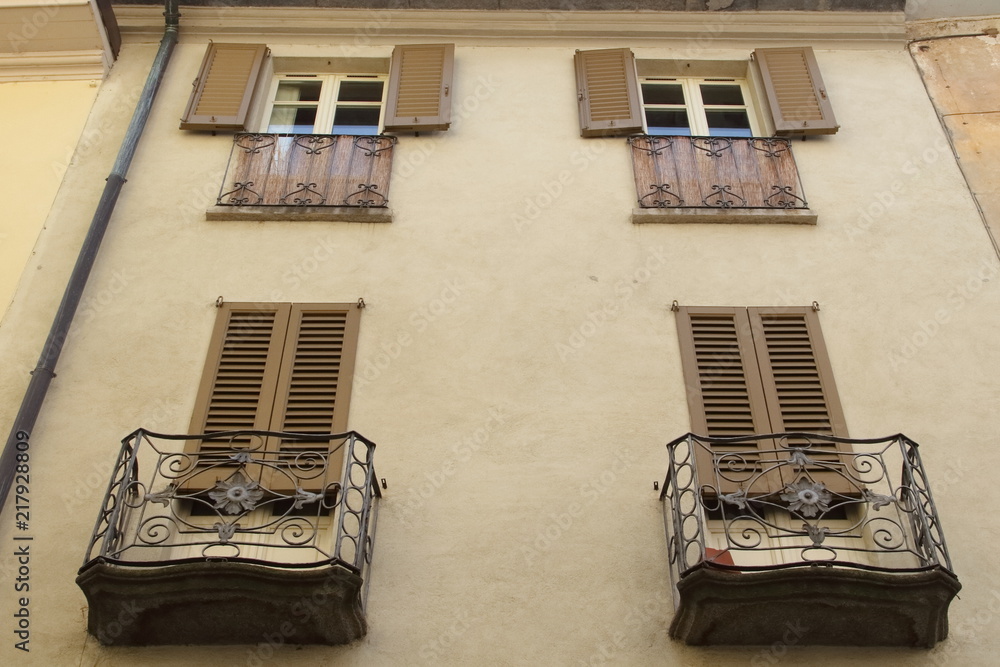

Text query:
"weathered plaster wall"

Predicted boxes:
[[0, 11, 997, 665]]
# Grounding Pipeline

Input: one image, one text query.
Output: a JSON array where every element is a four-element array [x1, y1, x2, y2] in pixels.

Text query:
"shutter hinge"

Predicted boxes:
[[215, 296, 224, 308], [357, 298, 366, 309], [812, 301, 820, 312], [671, 300, 680, 312]]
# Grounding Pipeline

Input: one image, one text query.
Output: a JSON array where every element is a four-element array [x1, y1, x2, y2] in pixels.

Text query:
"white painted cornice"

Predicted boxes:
[[0, 50, 105, 81], [113, 7, 907, 48]]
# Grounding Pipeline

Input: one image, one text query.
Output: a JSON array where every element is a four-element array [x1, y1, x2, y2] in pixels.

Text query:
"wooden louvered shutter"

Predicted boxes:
[[383, 43, 455, 132], [266, 304, 361, 492], [754, 47, 838, 136], [676, 307, 780, 494], [574, 48, 642, 138], [748, 307, 851, 493], [180, 43, 268, 131], [186, 303, 290, 488]]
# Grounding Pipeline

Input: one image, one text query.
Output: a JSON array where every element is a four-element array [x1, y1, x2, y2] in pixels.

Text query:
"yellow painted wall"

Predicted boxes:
[[0, 79, 97, 320], [0, 10, 998, 666]]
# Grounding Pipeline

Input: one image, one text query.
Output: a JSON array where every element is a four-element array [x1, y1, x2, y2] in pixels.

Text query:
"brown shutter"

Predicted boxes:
[[574, 48, 642, 138], [754, 47, 838, 136], [180, 43, 268, 131], [267, 304, 361, 491], [747, 307, 852, 493], [383, 43, 455, 132], [185, 303, 291, 488], [675, 307, 779, 494]]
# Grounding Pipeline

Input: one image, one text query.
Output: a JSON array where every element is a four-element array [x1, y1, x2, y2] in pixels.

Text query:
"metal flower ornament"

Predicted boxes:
[[780, 478, 832, 518], [208, 471, 264, 514]]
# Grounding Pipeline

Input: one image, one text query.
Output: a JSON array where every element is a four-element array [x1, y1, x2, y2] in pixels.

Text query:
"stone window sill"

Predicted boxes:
[[206, 206, 393, 223], [632, 208, 817, 225]]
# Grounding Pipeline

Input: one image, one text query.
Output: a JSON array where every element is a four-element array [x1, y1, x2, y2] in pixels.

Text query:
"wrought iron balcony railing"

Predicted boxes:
[[629, 135, 808, 210], [77, 429, 382, 645], [217, 133, 396, 208], [659, 432, 961, 647]]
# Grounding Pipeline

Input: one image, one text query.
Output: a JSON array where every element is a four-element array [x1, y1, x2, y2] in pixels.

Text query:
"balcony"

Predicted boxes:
[[77, 429, 382, 646], [629, 136, 816, 224], [207, 133, 396, 222], [659, 433, 960, 647]]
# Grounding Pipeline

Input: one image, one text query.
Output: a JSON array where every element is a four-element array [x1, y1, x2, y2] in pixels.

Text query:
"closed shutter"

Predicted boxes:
[[676, 307, 780, 494], [748, 307, 851, 493], [180, 43, 268, 131], [574, 48, 643, 137], [187, 303, 360, 493], [267, 304, 361, 491], [676, 306, 849, 494], [754, 47, 838, 136], [383, 43, 455, 132]]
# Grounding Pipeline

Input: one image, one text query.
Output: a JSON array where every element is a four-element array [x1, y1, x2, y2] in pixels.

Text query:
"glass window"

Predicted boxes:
[[265, 75, 387, 135], [640, 77, 759, 137]]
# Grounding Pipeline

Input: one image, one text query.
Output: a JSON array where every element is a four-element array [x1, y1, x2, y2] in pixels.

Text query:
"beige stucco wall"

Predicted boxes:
[[1, 10, 998, 666], [0, 79, 98, 321]]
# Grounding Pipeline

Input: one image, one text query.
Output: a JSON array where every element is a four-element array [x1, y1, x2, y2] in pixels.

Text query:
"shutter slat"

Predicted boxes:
[[575, 48, 642, 137], [180, 43, 268, 131], [754, 47, 838, 136], [384, 43, 454, 132]]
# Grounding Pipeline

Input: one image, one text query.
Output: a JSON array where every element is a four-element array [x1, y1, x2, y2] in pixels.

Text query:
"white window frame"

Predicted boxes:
[[639, 76, 761, 138], [261, 72, 389, 135]]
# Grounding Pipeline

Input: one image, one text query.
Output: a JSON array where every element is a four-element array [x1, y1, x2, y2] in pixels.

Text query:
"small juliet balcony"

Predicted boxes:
[[77, 429, 382, 646], [207, 133, 396, 222], [660, 433, 960, 648], [629, 136, 816, 224]]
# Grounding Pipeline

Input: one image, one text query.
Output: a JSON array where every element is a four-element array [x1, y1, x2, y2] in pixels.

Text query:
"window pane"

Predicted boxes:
[[331, 106, 381, 135], [274, 80, 322, 102], [706, 110, 752, 137], [645, 109, 690, 136], [641, 83, 685, 105], [268, 106, 317, 133], [700, 84, 744, 106], [338, 80, 384, 103]]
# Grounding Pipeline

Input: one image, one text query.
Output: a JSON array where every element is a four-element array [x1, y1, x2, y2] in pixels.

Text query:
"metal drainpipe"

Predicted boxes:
[[0, 1, 180, 515]]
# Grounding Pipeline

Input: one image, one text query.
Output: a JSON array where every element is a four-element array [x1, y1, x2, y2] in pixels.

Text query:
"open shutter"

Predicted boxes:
[[180, 42, 268, 131], [676, 307, 781, 494], [383, 43, 454, 132], [748, 307, 852, 493], [266, 304, 361, 492], [185, 303, 290, 488], [574, 48, 642, 138], [754, 47, 838, 136]]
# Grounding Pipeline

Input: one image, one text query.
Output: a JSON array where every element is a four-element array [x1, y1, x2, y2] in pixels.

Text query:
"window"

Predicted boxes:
[[180, 42, 455, 134], [574, 47, 837, 138], [264, 74, 388, 135], [185, 302, 361, 491], [640, 77, 759, 137], [674, 305, 850, 494]]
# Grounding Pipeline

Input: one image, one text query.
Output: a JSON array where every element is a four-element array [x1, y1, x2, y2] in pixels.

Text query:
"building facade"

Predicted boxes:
[[1, 1, 998, 664]]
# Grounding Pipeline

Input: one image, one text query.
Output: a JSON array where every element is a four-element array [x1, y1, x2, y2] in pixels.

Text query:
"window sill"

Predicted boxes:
[[632, 208, 816, 225], [206, 205, 393, 223]]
